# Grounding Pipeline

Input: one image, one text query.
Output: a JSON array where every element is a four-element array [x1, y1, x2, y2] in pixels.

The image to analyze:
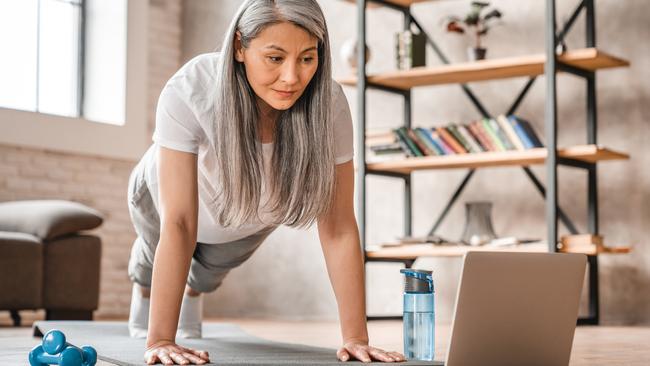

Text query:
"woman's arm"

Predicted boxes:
[[145, 146, 209, 365], [317, 160, 405, 363]]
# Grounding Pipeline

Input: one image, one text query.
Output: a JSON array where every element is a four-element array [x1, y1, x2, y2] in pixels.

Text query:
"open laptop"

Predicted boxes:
[[429, 251, 587, 366]]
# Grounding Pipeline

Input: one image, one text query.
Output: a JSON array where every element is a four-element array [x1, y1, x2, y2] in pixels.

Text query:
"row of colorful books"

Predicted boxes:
[[369, 115, 544, 159]]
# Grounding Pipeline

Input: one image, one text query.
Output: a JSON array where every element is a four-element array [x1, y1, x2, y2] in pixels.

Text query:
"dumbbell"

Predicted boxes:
[[29, 329, 97, 366]]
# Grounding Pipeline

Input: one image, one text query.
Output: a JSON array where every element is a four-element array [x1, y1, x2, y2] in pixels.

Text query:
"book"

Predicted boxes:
[[437, 127, 467, 154], [506, 116, 535, 149], [496, 115, 525, 150], [366, 130, 396, 146], [559, 234, 605, 255], [395, 30, 426, 70], [511, 115, 544, 148], [395, 127, 424, 156], [488, 117, 515, 150], [394, 134, 415, 157], [457, 124, 484, 153], [369, 142, 402, 153], [415, 127, 444, 155], [447, 125, 474, 153], [468, 122, 495, 151], [480, 118, 506, 151], [367, 151, 408, 163], [408, 128, 436, 156], [430, 129, 455, 155]]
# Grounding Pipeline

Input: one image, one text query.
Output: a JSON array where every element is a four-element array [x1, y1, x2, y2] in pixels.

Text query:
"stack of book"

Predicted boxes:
[[368, 115, 544, 161], [395, 30, 426, 70]]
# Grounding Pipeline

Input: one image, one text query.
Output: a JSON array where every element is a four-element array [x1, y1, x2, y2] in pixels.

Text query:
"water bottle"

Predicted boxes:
[[400, 268, 435, 361]]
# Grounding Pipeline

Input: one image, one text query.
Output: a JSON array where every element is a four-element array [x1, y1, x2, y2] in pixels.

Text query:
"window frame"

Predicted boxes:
[[0, 0, 149, 161]]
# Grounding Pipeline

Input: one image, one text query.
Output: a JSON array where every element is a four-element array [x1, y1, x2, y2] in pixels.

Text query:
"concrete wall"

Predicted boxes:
[[182, 0, 649, 325]]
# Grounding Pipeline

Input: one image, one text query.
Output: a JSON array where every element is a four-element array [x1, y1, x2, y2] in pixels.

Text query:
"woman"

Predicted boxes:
[[126, 0, 406, 364]]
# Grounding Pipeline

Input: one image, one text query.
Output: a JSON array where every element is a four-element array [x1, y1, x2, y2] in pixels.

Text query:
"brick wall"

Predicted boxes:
[[0, 0, 183, 319]]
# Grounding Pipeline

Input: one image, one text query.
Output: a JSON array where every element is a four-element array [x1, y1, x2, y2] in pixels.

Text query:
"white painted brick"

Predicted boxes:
[[59, 182, 88, 195], [47, 169, 70, 181], [72, 171, 102, 184], [86, 163, 112, 173], [33, 180, 59, 193], [4, 151, 31, 163], [18, 166, 48, 178], [0, 164, 19, 176], [5, 177, 35, 191], [58, 158, 87, 171], [32, 155, 61, 168]]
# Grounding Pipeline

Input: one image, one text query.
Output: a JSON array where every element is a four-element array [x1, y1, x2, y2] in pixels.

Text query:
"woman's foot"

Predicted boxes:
[[127, 283, 203, 339], [177, 291, 203, 338], [128, 283, 150, 338]]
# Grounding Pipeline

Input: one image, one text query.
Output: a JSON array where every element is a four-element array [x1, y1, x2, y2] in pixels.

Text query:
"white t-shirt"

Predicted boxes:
[[142, 52, 354, 244]]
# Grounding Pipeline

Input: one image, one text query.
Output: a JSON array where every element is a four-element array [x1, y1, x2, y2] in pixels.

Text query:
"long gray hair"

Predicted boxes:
[[210, 0, 336, 229]]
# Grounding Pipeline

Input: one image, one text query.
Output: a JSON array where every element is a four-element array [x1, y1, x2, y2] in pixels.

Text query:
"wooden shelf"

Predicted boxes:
[[366, 242, 631, 260], [343, 0, 432, 8], [364, 144, 629, 174], [338, 48, 629, 90]]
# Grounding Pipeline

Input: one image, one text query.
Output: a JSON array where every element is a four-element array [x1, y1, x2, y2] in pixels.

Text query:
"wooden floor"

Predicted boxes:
[[2, 314, 649, 365]]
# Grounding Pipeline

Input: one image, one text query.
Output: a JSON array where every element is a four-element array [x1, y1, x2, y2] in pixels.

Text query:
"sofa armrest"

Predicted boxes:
[[0, 200, 103, 241]]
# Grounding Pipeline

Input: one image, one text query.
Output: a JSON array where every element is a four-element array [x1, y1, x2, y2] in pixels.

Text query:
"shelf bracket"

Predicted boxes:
[[522, 167, 579, 235], [557, 61, 594, 79], [557, 157, 593, 170], [507, 77, 537, 116], [556, 0, 586, 46], [427, 169, 476, 236]]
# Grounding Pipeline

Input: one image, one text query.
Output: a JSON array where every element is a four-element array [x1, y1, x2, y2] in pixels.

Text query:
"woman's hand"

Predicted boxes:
[[144, 340, 210, 365], [337, 339, 406, 363]]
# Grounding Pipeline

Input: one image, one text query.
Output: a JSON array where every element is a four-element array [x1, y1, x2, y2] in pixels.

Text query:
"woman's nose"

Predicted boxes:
[[279, 61, 299, 85]]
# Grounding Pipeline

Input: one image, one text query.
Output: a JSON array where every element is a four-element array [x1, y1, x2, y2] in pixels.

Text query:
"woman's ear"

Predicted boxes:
[[234, 31, 245, 62]]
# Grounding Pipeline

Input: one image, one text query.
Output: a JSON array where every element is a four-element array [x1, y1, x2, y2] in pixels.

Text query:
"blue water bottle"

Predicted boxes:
[[400, 268, 435, 361]]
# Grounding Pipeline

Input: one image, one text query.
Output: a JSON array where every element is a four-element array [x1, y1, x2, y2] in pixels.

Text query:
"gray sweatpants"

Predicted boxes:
[[126, 158, 277, 293]]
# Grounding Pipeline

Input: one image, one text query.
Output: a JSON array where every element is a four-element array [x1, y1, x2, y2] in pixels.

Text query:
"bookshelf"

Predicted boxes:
[[366, 242, 631, 261], [365, 145, 628, 173], [338, 48, 629, 90], [343, 0, 631, 325]]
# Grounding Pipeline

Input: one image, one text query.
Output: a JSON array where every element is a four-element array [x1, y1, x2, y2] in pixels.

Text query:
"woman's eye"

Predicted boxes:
[[268, 56, 283, 63], [302, 57, 315, 63]]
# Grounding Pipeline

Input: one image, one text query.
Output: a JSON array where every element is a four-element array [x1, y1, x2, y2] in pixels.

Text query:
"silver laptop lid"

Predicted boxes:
[[445, 252, 587, 366]]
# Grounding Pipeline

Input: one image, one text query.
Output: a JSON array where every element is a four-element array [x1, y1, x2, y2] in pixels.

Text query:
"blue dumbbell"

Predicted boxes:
[[29, 329, 97, 366]]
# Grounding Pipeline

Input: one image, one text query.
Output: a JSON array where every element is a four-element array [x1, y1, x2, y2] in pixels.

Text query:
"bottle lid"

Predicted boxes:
[[400, 269, 434, 293]]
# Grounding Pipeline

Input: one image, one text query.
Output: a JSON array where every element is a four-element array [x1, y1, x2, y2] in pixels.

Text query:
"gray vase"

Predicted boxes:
[[460, 201, 497, 246]]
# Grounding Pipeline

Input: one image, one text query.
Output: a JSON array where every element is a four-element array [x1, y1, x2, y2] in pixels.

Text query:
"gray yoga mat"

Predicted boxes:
[[32, 321, 441, 366]]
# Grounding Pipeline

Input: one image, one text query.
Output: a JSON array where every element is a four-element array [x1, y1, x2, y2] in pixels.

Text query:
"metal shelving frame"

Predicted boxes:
[[354, 0, 603, 325]]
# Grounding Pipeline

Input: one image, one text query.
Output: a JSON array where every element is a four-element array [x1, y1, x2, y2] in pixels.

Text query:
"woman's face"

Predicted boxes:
[[235, 21, 319, 115]]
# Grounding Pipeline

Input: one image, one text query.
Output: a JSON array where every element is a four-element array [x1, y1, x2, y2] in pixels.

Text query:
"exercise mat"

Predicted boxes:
[[32, 321, 441, 365]]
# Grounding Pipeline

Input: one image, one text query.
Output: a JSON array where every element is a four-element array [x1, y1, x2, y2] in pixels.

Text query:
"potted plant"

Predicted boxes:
[[445, 1, 503, 61]]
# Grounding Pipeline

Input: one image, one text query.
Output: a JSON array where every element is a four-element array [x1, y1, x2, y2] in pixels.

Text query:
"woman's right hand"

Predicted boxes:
[[145, 340, 210, 365]]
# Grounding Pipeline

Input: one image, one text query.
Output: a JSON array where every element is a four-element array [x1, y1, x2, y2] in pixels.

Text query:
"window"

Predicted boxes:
[[0, 0, 148, 161], [0, 0, 84, 118]]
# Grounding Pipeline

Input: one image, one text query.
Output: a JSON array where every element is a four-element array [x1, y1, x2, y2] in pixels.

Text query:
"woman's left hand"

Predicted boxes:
[[337, 339, 406, 363]]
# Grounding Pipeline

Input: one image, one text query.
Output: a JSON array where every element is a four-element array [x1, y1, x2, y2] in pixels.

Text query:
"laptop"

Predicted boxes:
[[429, 251, 587, 366]]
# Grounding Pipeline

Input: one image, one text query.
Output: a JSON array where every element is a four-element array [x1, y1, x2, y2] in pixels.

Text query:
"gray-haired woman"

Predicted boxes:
[[126, 0, 406, 364]]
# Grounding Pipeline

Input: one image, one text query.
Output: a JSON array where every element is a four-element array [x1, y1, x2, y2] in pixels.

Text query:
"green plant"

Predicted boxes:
[[445, 1, 503, 49]]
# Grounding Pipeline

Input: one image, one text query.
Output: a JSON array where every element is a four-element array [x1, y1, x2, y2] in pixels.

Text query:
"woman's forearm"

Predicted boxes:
[[320, 230, 369, 343], [146, 223, 196, 347]]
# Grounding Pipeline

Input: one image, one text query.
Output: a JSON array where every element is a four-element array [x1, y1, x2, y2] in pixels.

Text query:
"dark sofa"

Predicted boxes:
[[0, 200, 103, 326]]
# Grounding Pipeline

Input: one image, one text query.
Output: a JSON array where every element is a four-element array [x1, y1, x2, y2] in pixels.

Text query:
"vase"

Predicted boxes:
[[460, 201, 497, 246], [340, 38, 371, 71], [467, 47, 487, 61]]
